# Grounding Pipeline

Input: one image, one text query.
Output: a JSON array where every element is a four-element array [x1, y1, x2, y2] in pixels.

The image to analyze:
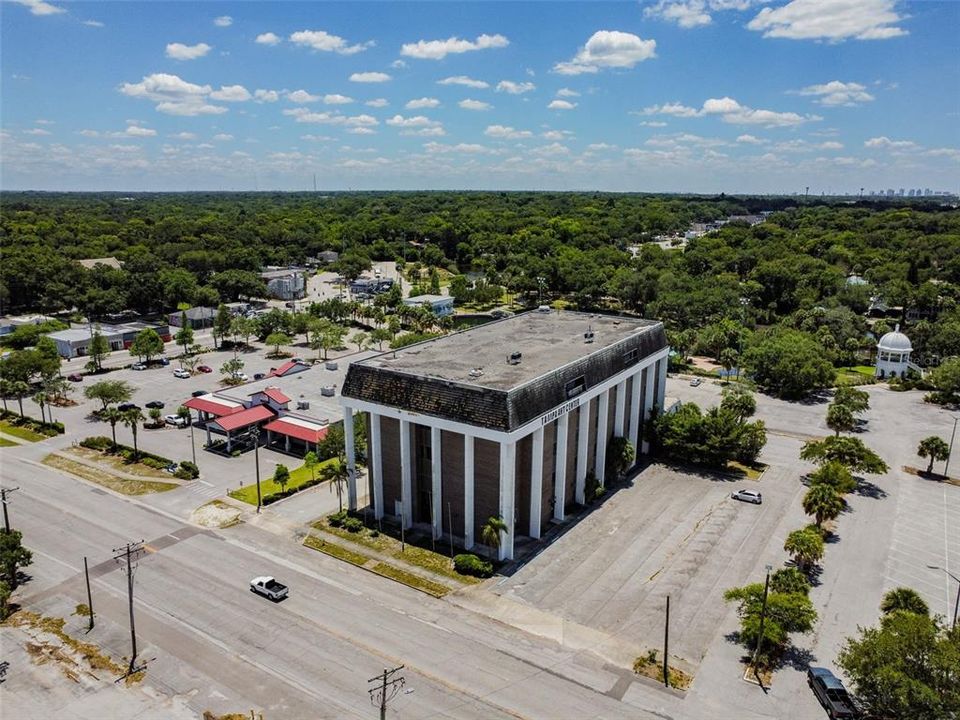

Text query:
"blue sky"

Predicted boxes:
[[2, 0, 958, 192]]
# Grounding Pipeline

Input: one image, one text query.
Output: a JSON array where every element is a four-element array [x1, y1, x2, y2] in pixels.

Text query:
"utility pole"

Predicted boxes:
[[663, 595, 670, 687], [112, 541, 145, 676], [368, 665, 405, 720], [84, 556, 95, 632], [751, 564, 773, 685], [0, 486, 18, 533], [944, 416, 958, 478], [250, 426, 262, 513], [189, 416, 197, 467]]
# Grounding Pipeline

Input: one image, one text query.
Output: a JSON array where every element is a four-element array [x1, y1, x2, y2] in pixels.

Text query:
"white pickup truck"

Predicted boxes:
[[250, 576, 288, 601]]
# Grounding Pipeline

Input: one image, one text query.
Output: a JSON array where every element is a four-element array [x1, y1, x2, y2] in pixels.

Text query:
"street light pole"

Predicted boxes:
[[927, 565, 960, 629], [751, 564, 773, 683], [251, 426, 262, 513], [944, 416, 959, 478]]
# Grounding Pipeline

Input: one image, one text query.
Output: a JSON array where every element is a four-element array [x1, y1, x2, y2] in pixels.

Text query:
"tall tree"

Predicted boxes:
[[800, 436, 889, 475], [213, 304, 232, 350], [784, 526, 824, 574], [880, 587, 930, 616], [87, 328, 110, 372], [129, 328, 164, 364], [122, 407, 145, 459], [0, 529, 33, 589], [917, 436, 950, 475], [826, 402, 856, 436], [83, 380, 133, 412], [174, 313, 194, 356], [802, 484, 845, 528], [480, 516, 508, 561]]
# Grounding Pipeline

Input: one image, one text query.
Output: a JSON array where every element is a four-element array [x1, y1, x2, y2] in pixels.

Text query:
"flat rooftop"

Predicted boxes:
[[356, 310, 658, 391]]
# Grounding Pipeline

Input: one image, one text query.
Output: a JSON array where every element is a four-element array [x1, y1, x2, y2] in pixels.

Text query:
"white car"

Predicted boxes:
[[731, 489, 762, 504], [689, 377, 702, 387], [173, 368, 191, 378], [250, 576, 288, 601], [232, 372, 249, 382], [164, 414, 188, 427], [131, 363, 147, 371]]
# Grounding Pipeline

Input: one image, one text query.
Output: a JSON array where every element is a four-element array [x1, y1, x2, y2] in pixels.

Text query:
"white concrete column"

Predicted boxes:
[[595, 389, 610, 488], [628, 368, 643, 457], [642, 365, 655, 455], [613, 379, 627, 437], [464, 434, 475, 550], [343, 406, 357, 511], [399, 419, 413, 529], [498, 441, 516, 561], [431, 425, 442, 540], [553, 417, 568, 521], [529, 427, 544, 539], [370, 413, 383, 519], [656, 357, 668, 412], [575, 404, 590, 504]]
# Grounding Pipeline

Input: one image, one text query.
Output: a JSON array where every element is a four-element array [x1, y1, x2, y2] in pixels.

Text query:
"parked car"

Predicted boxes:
[[131, 363, 147, 371], [197, 365, 212, 373], [145, 400, 165, 409], [807, 667, 861, 719], [731, 489, 762, 504], [67, 373, 83, 382], [158, 357, 169, 366], [191, 390, 207, 397], [117, 403, 140, 412], [232, 372, 249, 382], [253, 372, 266, 380], [173, 368, 191, 379], [164, 414, 187, 427], [250, 576, 288, 601], [689, 377, 702, 387]]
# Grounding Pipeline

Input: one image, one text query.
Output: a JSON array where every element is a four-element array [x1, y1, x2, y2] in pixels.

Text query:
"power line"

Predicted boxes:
[[368, 665, 405, 720], [111, 540, 146, 677]]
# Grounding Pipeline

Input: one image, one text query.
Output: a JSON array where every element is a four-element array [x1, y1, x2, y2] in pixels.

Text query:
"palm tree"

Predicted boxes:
[[320, 456, 349, 512], [802, 484, 845, 528], [0, 379, 10, 414], [102, 407, 122, 450], [31, 391, 47, 424], [880, 587, 929, 616], [480, 516, 508, 562], [10, 381, 30, 418], [917, 436, 950, 475], [784, 527, 824, 574], [122, 408, 145, 459]]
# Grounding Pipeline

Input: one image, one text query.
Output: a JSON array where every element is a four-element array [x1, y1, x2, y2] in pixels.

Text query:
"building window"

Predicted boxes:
[[565, 376, 586, 399], [623, 348, 638, 367]]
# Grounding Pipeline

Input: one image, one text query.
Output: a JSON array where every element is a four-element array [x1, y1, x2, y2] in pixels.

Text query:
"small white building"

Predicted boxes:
[[261, 269, 306, 300], [875, 325, 913, 379], [403, 294, 454, 317]]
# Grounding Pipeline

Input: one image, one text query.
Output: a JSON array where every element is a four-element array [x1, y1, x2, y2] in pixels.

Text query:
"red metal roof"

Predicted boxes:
[[250, 387, 291, 404], [211, 405, 275, 432], [183, 396, 244, 417], [271, 360, 309, 377], [263, 418, 329, 444]]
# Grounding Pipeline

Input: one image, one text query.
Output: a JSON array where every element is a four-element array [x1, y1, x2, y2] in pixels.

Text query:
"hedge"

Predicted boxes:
[[261, 477, 323, 505], [454, 553, 494, 578], [78, 436, 172, 466], [0, 410, 64, 436]]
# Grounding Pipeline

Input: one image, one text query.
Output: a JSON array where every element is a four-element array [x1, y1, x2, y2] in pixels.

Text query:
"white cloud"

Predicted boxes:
[[638, 121, 668, 127], [283, 108, 379, 127], [641, 96, 820, 126], [386, 114, 441, 128], [701, 96, 743, 114], [289, 30, 373, 55], [532, 142, 570, 156], [819, 141, 844, 150], [349, 72, 391, 83], [404, 127, 446, 137], [401, 33, 509, 60], [213, 15, 232, 27], [554, 30, 656, 75], [170, 132, 197, 140], [459, 99, 491, 111], [78, 129, 100, 137], [485, 125, 533, 139], [925, 148, 960, 160], [794, 80, 875, 106], [747, 0, 907, 41], [587, 143, 617, 150], [639, 101, 700, 117], [254, 89, 279, 103], [210, 84, 252, 102], [406, 97, 440, 109], [541, 129, 573, 140], [556, 88, 580, 97], [82, 19, 104, 27], [438, 75, 490, 89], [165, 43, 212, 61], [391, 59, 407, 69], [123, 125, 156, 137], [348, 127, 377, 135], [119, 73, 229, 116], [324, 94, 355, 105], [497, 80, 536, 94], [864, 136, 917, 149], [424, 142, 495, 154], [255, 32, 281, 46], [548, 100, 577, 110], [736, 134, 766, 144], [366, 98, 389, 107], [35, 119, 54, 125], [645, 1, 712, 28], [287, 89, 320, 103], [24, 128, 51, 136], [300, 134, 335, 142], [10, 0, 65, 16], [212, 133, 233, 141]]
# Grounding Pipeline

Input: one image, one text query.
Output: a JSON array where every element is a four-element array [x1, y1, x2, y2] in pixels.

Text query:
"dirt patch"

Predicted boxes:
[[66, 446, 172, 479], [192, 500, 241, 529], [43, 454, 178, 495], [902, 465, 960, 487]]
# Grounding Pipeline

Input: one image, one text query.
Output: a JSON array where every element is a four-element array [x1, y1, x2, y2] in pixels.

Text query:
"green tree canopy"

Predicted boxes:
[[880, 587, 930, 616], [743, 328, 835, 400], [83, 379, 133, 411], [800, 436, 889, 475], [129, 328, 164, 363], [784, 526, 825, 574], [917, 436, 950, 475]]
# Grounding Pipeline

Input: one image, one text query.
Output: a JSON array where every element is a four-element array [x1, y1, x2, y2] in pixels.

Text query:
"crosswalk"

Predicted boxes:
[[181, 479, 222, 500]]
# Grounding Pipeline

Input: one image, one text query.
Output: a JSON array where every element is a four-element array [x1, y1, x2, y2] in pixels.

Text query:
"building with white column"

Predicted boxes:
[[341, 310, 669, 561]]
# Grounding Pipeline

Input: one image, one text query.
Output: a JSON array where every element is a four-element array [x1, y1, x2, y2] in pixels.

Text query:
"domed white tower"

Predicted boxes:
[[875, 325, 912, 379]]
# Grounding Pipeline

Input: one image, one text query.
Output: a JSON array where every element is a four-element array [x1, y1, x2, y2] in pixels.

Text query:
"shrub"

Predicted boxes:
[[179, 461, 200, 479], [328, 510, 348, 528], [343, 517, 364, 533], [174, 466, 193, 480], [80, 436, 113, 451], [454, 553, 494, 578], [140, 457, 168, 470]]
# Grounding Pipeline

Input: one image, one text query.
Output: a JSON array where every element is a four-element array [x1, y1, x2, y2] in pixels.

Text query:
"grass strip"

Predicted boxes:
[[43, 454, 178, 495], [229, 457, 339, 505], [371, 562, 449, 598], [0, 422, 46, 442], [66, 447, 172, 479], [0, 436, 17, 447], [303, 535, 371, 566]]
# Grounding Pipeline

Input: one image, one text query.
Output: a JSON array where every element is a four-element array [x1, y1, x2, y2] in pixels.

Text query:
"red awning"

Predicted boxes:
[[250, 387, 291, 404], [183, 396, 244, 417], [211, 405, 275, 432], [263, 418, 329, 444]]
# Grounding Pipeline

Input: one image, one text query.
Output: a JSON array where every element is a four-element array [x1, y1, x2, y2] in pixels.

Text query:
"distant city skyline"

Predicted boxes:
[[2, 0, 958, 193]]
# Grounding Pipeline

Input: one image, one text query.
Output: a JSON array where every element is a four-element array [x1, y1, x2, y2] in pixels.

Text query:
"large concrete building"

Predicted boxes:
[[341, 310, 669, 560]]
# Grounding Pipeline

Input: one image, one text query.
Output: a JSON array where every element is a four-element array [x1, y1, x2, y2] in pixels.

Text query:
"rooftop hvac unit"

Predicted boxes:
[[507, 351, 522, 365], [584, 327, 595, 343]]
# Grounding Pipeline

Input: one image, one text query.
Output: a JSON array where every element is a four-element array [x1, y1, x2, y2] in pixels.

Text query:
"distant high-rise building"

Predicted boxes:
[[887, 189, 896, 197], [908, 189, 915, 197]]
